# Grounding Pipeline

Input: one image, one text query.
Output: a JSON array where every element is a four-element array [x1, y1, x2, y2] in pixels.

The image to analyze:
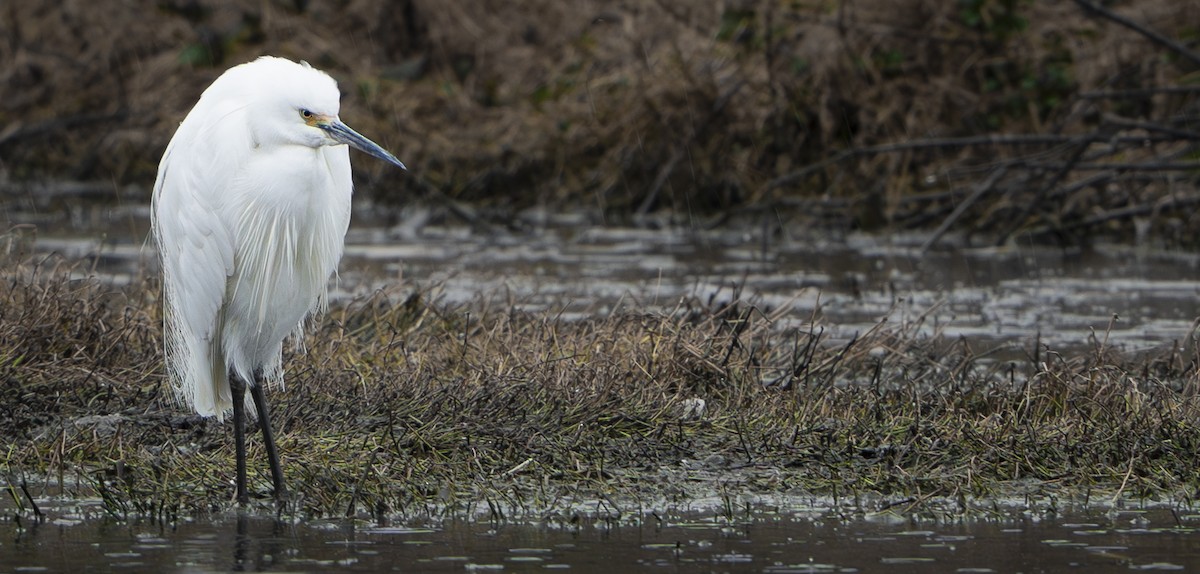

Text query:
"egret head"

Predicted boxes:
[[240, 56, 406, 169]]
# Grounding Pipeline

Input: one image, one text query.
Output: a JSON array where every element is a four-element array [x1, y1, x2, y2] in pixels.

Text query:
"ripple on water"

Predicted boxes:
[[4, 505, 1200, 572]]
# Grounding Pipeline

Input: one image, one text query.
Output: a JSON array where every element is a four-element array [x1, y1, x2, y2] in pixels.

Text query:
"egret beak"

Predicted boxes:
[[321, 120, 407, 170]]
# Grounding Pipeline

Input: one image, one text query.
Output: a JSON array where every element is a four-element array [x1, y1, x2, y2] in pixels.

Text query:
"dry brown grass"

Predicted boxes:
[[1, 1, 1197, 239], [4, 257, 1200, 521]]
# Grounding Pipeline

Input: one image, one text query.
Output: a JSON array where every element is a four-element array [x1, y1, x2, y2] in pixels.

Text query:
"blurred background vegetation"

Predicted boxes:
[[0, 0, 1198, 242]]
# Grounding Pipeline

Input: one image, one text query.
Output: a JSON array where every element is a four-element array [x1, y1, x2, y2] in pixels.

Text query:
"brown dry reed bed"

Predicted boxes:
[[3, 1, 1198, 241], [4, 258, 1200, 523]]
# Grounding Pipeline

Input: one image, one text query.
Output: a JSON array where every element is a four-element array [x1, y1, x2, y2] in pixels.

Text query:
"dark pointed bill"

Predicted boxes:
[[321, 120, 407, 170]]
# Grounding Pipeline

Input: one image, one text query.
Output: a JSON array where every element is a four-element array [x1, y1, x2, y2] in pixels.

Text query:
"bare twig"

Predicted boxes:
[[1073, 0, 1200, 67], [764, 135, 1080, 193], [996, 132, 1103, 244], [0, 112, 126, 148], [919, 167, 1008, 254], [1023, 161, 1200, 172], [1081, 86, 1200, 99], [636, 149, 681, 216], [1100, 114, 1200, 141], [1028, 193, 1200, 236]]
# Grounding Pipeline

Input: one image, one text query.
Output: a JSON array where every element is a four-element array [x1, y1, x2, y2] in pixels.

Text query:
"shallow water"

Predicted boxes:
[[4, 502, 1200, 572], [337, 223, 1200, 355], [7, 191, 1199, 355]]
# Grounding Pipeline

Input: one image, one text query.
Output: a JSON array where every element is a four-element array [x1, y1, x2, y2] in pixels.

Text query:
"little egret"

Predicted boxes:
[[152, 56, 405, 503]]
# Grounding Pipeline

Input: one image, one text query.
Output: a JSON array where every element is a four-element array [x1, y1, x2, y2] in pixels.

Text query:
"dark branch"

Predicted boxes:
[[1072, 0, 1200, 67]]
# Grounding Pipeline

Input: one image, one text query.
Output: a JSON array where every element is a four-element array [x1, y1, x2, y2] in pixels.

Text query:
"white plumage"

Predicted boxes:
[[151, 56, 404, 500]]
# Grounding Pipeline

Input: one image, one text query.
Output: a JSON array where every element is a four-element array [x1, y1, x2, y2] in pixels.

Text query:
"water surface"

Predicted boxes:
[[5, 501, 1199, 572], [6, 190, 1198, 354]]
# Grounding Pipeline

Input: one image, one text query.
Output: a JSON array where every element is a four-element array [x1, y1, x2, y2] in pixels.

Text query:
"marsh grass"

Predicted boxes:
[[4, 258, 1200, 522]]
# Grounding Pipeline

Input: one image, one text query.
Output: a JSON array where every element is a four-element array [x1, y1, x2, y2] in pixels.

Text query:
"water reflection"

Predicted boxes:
[[4, 503, 1200, 572]]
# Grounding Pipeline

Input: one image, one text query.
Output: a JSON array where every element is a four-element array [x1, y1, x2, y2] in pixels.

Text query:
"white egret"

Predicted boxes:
[[152, 56, 405, 503]]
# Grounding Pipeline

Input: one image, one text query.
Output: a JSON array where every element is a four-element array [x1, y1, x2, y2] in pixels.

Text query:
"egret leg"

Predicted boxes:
[[249, 377, 287, 499], [230, 375, 249, 504]]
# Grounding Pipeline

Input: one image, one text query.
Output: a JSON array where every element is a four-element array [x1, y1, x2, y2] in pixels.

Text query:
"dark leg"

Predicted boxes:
[[230, 375, 249, 504], [249, 377, 287, 499]]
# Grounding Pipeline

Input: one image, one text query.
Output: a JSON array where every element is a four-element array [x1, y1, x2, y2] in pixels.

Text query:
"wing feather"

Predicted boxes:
[[152, 96, 248, 420]]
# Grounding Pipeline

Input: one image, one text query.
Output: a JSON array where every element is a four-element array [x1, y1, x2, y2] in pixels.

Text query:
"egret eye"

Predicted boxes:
[[299, 109, 313, 120]]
